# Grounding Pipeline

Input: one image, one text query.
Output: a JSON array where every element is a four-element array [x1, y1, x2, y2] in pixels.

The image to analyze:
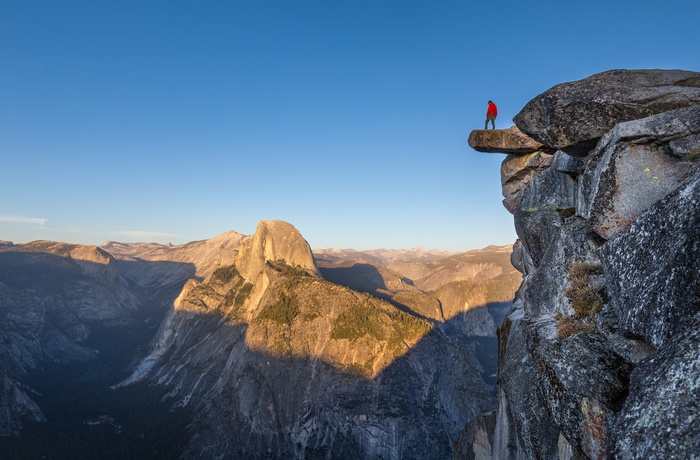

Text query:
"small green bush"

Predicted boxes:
[[256, 291, 300, 326], [212, 265, 240, 284], [222, 282, 253, 308], [267, 259, 311, 278]]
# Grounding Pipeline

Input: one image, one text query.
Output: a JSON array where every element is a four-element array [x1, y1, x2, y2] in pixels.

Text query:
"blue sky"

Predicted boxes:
[[2, 1, 699, 251]]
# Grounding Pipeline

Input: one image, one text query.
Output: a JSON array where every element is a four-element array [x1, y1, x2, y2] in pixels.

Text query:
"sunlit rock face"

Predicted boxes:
[[236, 220, 320, 284], [124, 222, 516, 459], [579, 105, 700, 239], [513, 69, 700, 155], [467, 69, 700, 458]]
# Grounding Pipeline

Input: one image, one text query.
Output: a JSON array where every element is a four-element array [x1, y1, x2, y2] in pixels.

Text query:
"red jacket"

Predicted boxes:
[[487, 101, 498, 117]]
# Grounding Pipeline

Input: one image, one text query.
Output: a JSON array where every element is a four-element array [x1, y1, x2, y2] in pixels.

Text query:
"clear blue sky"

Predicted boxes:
[[2, 1, 699, 251]]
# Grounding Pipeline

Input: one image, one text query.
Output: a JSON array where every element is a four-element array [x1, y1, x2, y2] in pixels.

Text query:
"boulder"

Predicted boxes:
[[550, 150, 588, 176], [514, 69, 700, 155], [468, 126, 545, 154], [580, 105, 700, 239], [500, 151, 553, 213], [501, 151, 553, 185], [598, 170, 700, 349], [518, 166, 576, 213]]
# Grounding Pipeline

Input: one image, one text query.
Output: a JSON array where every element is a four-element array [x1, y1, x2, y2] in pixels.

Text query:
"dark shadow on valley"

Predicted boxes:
[[319, 263, 435, 321], [0, 250, 197, 459], [319, 262, 393, 294], [112, 300, 510, 459], [0, 251, 511, 459]]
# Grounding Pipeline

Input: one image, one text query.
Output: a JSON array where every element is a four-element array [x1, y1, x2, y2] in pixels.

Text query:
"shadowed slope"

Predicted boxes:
[[122, 259, 502, 459]]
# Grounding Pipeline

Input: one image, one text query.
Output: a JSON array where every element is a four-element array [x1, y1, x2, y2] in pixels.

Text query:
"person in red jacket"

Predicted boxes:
[[485, 100, 498, 129]]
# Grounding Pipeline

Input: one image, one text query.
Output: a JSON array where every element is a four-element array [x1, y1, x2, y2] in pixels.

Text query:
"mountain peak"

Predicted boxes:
[[236, 220, 319, 283]]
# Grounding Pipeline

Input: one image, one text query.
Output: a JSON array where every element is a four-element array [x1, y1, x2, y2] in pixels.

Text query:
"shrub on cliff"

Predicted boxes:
[[564, 262, 603, 320], [256, 291, 300, 326], [556, 262, 604, 338], [555, 314, 596, 339], [212, 264, 241, 284]]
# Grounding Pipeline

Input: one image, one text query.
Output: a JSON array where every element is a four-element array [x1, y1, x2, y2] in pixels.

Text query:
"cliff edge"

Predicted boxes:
[[466, 69, 700, 459]]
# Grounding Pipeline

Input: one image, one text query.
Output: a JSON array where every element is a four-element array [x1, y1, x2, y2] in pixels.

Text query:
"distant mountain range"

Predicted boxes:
[[0, 222, 520, 458]]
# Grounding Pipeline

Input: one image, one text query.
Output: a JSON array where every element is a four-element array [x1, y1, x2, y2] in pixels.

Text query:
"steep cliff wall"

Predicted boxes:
[[124, 221, 500, 459], [0, 242, 142, 436], [468, 69, 700, 459]]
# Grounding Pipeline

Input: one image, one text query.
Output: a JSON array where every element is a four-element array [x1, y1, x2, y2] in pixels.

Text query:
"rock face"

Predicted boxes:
[[468, 69, 700, 458], [580, 105, 700, 238], [468, 126, 545, 154], [123, 222, 507, 459], [0, 232, 243, 440], [500, 151, 554, 212], [598, 172, 700, 349], [513, 69, 700, 155], [237, 220, 320, 283], [0, 242, 138, 435]]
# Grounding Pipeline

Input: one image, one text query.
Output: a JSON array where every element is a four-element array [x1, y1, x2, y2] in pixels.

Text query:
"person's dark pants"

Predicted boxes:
[[485, 114, 496, 129]]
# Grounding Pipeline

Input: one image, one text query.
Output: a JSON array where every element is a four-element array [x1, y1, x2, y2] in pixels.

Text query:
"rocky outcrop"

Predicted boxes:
[[500, 151, 554, 212], [579, 105, 700, 238], [237, 220, 319, 282], [468, 69, 700, 459], [468, 126, 545, 154], [513, 69, 700, 155]]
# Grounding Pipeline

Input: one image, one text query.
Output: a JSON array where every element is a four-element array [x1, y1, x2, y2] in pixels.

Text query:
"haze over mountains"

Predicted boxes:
[[0, 221, 519, 458]]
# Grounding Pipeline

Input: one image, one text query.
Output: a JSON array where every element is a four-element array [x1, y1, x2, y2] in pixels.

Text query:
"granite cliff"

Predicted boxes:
[[466, 69, 700, 459], [121, 221, 517, 459]]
